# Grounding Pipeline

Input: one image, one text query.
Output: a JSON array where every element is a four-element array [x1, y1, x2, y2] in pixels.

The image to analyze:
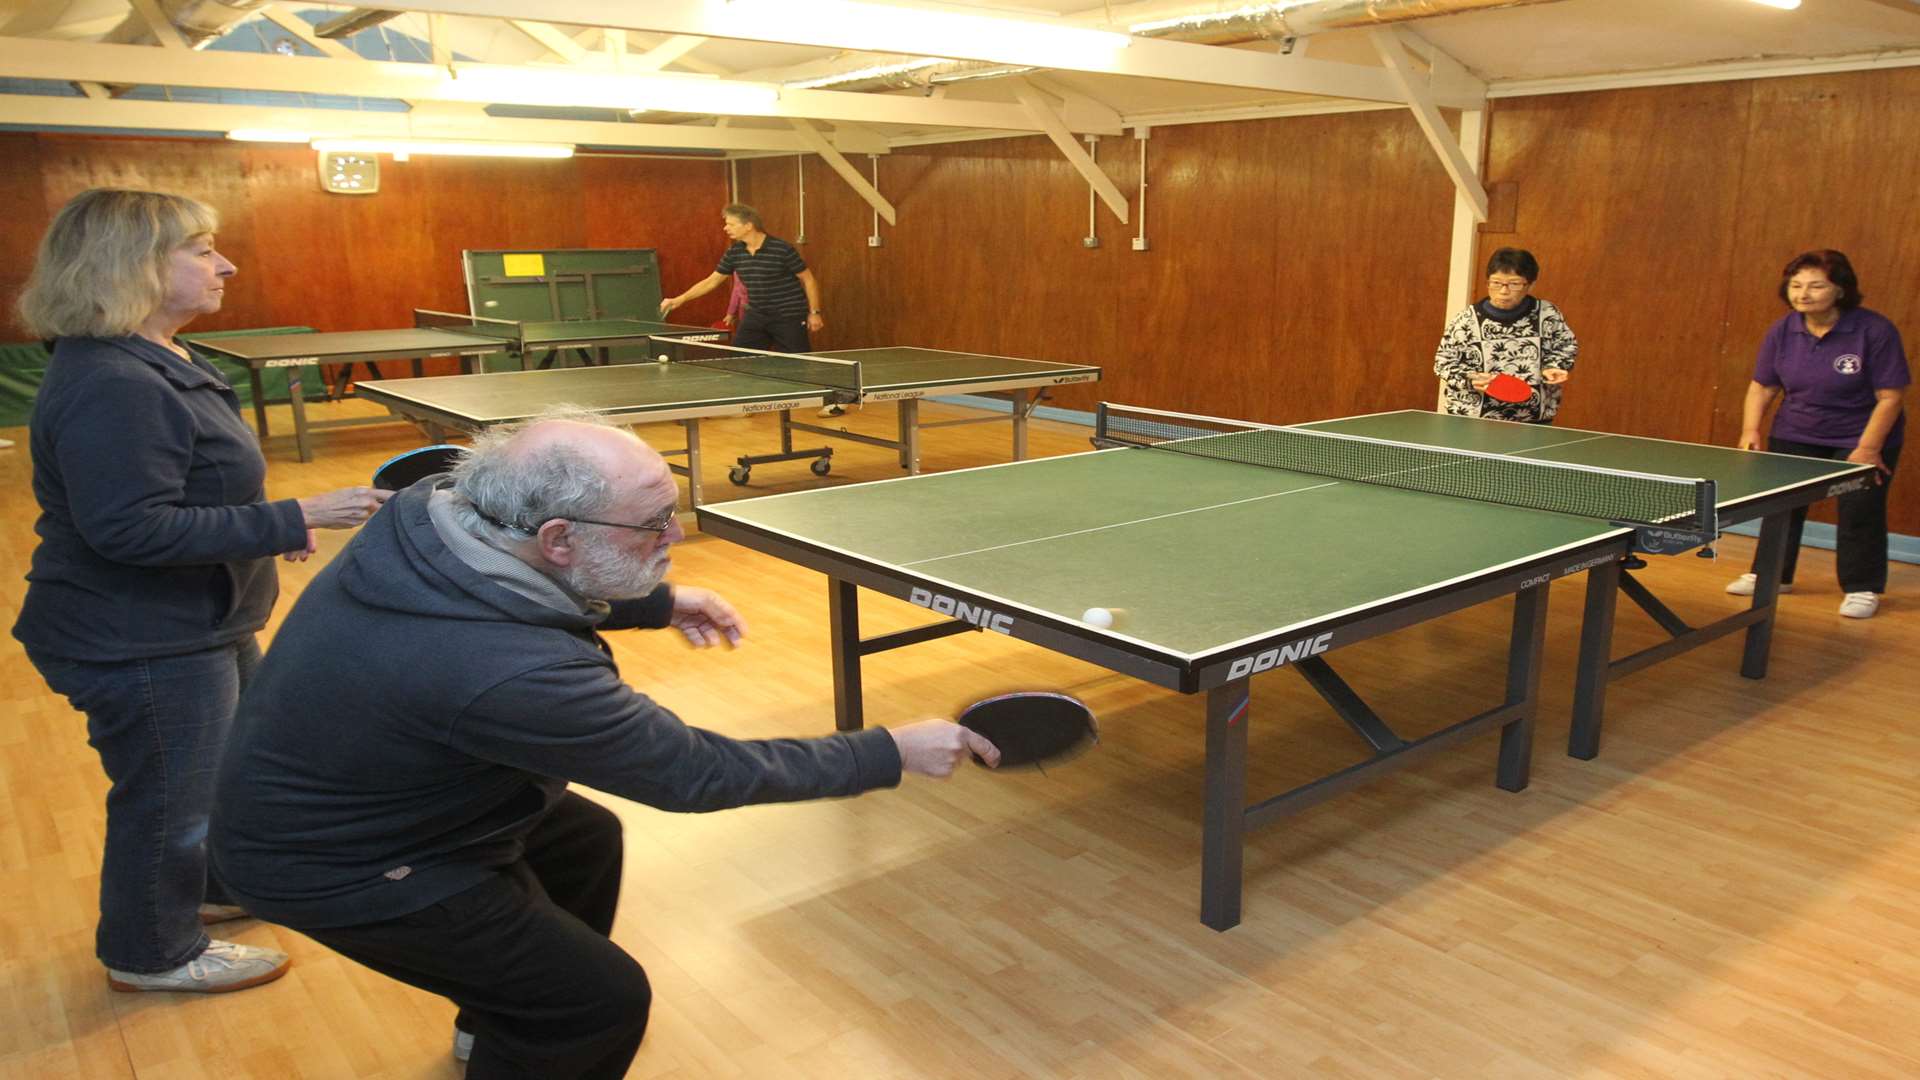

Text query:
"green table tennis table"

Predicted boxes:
[[186, 314, 723, 462], [694, 405, 1875, 931], [355, 337, 1101, 509]]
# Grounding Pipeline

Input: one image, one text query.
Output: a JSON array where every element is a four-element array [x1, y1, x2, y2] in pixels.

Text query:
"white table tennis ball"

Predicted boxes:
[[1082, 607, 1113, 628], [656, 353, 671, 363]]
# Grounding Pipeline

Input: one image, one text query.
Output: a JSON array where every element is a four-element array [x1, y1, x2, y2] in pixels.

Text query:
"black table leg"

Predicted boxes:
[[1201, 680, 1251, 931], [829, 578, 864, 732], [1740, 512, 1793, 679]]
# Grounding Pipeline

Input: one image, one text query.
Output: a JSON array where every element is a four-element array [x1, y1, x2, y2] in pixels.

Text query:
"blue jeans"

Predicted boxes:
[[26, 637, 261, 973]]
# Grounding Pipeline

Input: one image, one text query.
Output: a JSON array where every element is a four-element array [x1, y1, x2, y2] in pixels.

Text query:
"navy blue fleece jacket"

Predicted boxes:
[[13, 335, 306, 661], [210, 480, 901, 928]]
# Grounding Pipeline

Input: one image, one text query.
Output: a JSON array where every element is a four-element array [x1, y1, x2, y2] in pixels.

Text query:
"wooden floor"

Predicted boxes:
[[3, 397, 1918, 1079]]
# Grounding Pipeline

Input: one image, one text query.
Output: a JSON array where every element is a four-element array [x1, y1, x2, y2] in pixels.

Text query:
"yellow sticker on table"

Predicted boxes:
[[501, 254, 546, 278]]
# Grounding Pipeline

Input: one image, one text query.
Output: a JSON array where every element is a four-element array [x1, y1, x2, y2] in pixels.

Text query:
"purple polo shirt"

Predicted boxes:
[[1753, 306, 1909, 450]]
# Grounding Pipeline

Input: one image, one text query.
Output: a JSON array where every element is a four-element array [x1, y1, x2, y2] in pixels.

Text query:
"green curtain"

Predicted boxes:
[[0, 327, 317, 426]]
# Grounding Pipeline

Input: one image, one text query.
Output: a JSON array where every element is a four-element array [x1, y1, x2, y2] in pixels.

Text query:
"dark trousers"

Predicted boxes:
[[1753, 437, 1902, 593], [303, 793, 648, 1080], [26, 637, 260, 972], [733, 306, 812, 353]]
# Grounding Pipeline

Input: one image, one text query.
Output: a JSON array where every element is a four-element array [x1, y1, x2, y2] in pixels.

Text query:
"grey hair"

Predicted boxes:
[[722, 203, 763, 231], [17, 189, 221, 338], [444, 408, 624, 545]]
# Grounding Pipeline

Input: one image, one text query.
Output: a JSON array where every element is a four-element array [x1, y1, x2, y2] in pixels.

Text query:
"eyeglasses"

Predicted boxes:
[[1487, 279, 1532, 292], [473, 505, 678, 536]]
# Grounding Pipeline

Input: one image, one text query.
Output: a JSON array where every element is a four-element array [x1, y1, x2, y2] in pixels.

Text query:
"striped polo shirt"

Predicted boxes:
[[715, 236, 810, 317]]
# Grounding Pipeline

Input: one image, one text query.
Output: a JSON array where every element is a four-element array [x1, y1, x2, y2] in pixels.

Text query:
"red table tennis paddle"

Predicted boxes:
[[957, 692, 1097, 771], [1483, 372, 1533, 404], [372, 444, 464, 491]]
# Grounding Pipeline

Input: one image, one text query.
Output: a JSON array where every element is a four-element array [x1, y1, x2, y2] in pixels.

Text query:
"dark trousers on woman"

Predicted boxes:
[[26, 637, 260, 973], [733, 305, 811, 353], [1755, 437, 1902, 593], [301, 793, 650, 1080]]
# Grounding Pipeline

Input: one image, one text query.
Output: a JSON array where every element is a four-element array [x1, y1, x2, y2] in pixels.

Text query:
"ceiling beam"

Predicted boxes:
[[631, 34, 706, 72], [0, 93, 892, 153], [1013, 78, 1128, 224], [427, 11, 449, 65], [0, 37, 1123, 133], [508, 19, 589, 64], [1371, 27, 1486, 221], [258, 7, 465, 112], [789, 118, 896, 225], [124, 0, 188, 49], [379, 0, 1436, 104], [1022, 73, 1123, 132], [260, 7, 363, 61]]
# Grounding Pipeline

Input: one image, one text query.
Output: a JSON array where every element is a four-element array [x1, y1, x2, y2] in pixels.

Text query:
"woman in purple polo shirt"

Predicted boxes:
[[1727, 249, 1909, 618]]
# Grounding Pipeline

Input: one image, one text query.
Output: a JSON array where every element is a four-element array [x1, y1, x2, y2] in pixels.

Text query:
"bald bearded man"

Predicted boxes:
[[211, 415, 997, 1080]]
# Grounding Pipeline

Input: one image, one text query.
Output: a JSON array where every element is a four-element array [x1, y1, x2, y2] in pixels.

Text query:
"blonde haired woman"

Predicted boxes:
[[11, 189, 388, 992]]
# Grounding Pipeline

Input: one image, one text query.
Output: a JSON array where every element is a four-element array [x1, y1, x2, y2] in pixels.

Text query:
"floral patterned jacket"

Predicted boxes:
[[1434, 298, 1579, 422]]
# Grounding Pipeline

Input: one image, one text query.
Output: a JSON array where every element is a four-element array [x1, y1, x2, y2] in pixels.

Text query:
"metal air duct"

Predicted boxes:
[[784, 0, 1569, 93]]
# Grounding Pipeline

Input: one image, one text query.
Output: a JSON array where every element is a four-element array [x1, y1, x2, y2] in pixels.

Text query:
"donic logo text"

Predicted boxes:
[[1226, 632, 1334, 679], [909, 587, 1014, 634]]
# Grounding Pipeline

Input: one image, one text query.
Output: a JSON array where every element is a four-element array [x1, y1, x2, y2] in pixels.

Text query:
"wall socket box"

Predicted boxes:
[[1082, 236, 1100, 248], [867, 235, 884, 247], [1131, 237, 1151, 251]]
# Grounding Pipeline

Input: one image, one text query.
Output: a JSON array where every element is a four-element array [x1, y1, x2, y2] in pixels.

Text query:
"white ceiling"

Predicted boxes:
[[1, 0, 1917, 153]]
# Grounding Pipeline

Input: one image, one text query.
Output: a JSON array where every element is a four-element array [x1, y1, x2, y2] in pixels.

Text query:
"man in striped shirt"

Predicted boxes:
[[661, 204, 824, 354]]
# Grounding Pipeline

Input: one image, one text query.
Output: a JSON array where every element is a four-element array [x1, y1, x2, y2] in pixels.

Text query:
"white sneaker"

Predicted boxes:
[[817, 404, 845, 418], [1726, 573, 1792, 596], [1839, 592, 1880, 619], [107, 939, 290, 993], [454, 1029, 475, 1062], [0, 437, 13, 449]]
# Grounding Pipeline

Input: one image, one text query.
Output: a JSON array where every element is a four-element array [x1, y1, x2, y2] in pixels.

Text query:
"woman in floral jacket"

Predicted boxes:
[[1435, 247, 1579, 423]]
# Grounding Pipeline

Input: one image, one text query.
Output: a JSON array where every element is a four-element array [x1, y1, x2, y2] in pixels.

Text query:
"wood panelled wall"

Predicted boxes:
[[3, 65, 1915, 534], [0, 135, 734, 336], [738, 111, 1459, 426], [742, 66, 1920, 535]]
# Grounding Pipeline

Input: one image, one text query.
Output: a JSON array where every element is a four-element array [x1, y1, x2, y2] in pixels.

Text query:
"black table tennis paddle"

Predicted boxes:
[[958, 692, 1097, 771], [372, 444, 463, 490]]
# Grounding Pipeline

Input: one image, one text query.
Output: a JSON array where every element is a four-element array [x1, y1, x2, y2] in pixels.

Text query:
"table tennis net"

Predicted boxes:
[[1094, 403, 1715, 532], [652, 337, 864, 396], [413, 308, 535, 341]]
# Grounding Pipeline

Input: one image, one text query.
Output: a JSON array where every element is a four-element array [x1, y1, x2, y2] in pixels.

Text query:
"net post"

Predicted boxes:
[[1695, 479, 1718, 558]]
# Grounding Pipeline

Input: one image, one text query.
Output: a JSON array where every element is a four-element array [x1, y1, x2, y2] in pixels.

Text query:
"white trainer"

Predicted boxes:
[[107, 940, 290, 993], [1839, 592, 1880, 619], [1726, 573, 1792, 596], [817, 404, 845, 418]]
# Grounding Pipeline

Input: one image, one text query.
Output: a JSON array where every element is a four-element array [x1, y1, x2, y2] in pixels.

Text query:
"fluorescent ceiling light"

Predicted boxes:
[[1748, 0, 1800, 8], [722, 0, 1132, 67], [444, 65, 781, 114], [310, 138, 575, 159], [226, 129, 313, 143]]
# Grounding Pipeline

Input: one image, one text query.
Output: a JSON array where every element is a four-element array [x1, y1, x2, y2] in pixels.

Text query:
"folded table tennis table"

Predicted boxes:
[[354, 336, 1101, 508], [693, 404, 1875, 930]]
